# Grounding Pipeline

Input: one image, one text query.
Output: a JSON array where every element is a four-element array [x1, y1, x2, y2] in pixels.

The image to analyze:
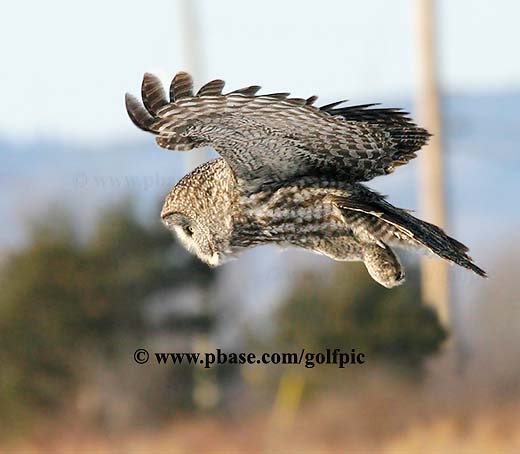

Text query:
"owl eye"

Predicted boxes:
[[184, 225, 195, 236]]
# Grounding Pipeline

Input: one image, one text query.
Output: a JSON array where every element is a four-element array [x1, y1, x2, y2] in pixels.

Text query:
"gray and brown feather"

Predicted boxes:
[[125, 71, 485, 288]]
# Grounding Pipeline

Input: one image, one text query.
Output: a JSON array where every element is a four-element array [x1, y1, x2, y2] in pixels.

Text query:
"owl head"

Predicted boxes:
[[160, 159, 237, 266]]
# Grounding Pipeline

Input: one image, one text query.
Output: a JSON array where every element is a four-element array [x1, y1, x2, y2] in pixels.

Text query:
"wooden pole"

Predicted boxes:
[[178, 0, 203, 84], [178, 0, 209, 171], [414, 0, 450, 327]]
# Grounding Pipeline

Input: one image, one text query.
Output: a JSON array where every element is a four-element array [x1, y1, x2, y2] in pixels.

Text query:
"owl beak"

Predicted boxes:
[[207, 252, 220, 267]]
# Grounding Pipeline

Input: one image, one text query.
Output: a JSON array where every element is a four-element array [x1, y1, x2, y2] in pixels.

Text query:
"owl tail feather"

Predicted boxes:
[[327, 195, 487, 278]]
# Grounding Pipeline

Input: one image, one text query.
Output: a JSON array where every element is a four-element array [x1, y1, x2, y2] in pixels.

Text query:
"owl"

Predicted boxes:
[[125, 72, 485, 288]]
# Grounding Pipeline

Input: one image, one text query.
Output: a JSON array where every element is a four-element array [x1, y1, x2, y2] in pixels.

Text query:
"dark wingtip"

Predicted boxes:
[[197, 79, 226, 96], [170, 71, 194, 101], [468, 262, 487, 278], [306, 95, 318, 105], [262, 92, 291, 99], [319, 99, 349, 111], [125, 93, 154, 132], [141, 72, 167, 115], [228, 85, 261, 96]]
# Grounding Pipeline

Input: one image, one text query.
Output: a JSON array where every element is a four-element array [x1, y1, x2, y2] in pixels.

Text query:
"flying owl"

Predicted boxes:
[[125, 71, 485, 288]]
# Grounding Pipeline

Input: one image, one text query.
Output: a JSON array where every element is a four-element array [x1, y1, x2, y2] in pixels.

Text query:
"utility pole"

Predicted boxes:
[[414, 0, 450, 327], [178, 0, 209, 171], [177, 0, 216, 407], [178, 0, 204, 84]]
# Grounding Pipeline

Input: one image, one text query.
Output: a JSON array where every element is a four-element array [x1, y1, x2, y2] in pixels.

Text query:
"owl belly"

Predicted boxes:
[[239, 178, 358, 247]]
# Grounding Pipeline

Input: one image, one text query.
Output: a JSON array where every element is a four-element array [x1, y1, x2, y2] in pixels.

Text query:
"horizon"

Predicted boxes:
[[1, 89, 518, 148]]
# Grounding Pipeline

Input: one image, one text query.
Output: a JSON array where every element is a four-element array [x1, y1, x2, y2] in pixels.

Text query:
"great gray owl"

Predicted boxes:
[[125, 71, 485, 288]]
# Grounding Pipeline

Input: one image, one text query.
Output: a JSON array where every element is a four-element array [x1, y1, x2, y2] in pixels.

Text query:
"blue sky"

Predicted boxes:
[[1, 0, 518, 142]]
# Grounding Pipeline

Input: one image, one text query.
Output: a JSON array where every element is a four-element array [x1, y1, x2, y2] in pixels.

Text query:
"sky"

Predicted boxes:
[[1, 0, 519, 142]]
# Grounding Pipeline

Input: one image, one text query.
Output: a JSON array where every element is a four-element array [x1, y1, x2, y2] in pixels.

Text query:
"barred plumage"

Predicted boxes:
[[125, 71, 485, 287]]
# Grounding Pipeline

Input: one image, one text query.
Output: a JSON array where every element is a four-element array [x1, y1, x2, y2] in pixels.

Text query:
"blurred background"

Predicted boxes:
[[1, 0, 519, 452]]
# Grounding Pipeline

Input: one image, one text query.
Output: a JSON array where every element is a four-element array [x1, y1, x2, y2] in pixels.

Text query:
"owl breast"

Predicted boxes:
[[233, 176, 358, 249]]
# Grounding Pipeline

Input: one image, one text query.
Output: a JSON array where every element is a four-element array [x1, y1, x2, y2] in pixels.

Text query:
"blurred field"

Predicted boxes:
[[6, 363, 520, 454], [2, 396, 520, 454]]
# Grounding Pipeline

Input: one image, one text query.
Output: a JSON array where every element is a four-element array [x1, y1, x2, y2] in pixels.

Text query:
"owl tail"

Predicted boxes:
[[327, 195, 487, 278]]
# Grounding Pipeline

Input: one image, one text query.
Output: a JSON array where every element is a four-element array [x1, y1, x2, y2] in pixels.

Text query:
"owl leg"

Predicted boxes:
[[310, 237, 404, 288], [310, 237, 364, 262], [362, 242, 405, 288]]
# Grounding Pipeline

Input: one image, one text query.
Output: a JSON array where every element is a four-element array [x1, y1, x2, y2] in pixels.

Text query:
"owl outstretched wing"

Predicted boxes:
[[126, 72, 430, 189]]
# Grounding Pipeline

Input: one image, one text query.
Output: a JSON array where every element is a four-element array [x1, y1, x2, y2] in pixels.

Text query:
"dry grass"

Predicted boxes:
[[6, 405, 520, 454], [6, 362, 520, 454]]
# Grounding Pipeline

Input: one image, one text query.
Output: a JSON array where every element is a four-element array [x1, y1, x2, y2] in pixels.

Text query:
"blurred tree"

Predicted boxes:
[[0, 200, 215, 433], [275, 262, 446, 373]]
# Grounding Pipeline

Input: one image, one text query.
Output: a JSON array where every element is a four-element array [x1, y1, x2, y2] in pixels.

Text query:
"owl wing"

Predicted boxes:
[[325, 193, 486, 277], [126, 72, 430, 189]]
